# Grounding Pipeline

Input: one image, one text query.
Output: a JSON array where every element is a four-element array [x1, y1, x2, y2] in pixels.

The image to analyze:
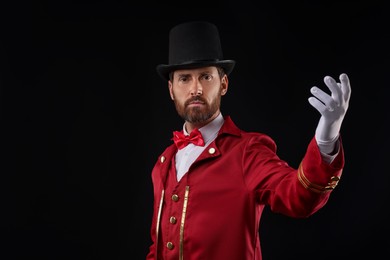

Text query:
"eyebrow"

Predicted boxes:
[[177, 73, 191, 78], [177, 70, 213, 78]]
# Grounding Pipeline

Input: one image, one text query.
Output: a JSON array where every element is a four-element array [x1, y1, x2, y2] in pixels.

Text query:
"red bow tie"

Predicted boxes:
[[172, 128, 205, 149]]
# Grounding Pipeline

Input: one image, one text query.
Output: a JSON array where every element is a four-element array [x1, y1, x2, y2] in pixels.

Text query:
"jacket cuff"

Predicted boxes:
[[297, 136, 345, 193]]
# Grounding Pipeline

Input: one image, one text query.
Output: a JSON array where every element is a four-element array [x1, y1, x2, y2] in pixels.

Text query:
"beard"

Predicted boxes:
[[174, 94, 221, 124]]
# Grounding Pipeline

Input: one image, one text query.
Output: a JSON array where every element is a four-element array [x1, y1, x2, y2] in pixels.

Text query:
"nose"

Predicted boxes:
[[190, 81, 203, 96]]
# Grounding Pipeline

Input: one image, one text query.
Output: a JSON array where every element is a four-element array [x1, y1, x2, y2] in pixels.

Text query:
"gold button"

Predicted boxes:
[[160, 156, 165, 163], [166, 242, 174, 250], [169, 216, 177, 224], [330, 176, 340, 182], [172, 194, 179, 202], [327, 176, 340, 188], [324, 185, 335, 191], [208, 147, 216, 154]]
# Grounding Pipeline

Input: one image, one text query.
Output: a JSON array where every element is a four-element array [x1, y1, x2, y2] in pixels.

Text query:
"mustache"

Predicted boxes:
[[185, 96, 206, 106]]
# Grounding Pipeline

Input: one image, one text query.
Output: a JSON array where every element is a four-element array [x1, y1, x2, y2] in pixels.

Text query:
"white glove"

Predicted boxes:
[[308, 73, 352, 154]]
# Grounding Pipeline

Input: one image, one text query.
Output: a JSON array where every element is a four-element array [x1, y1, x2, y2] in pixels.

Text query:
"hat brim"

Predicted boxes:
[[156, 60, 235, 81]]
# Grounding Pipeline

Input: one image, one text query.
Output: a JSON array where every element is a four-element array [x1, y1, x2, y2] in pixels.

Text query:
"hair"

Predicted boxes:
[[169, 66, 226, 81]]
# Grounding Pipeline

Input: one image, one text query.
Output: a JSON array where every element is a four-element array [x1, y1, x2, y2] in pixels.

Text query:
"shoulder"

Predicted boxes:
[[219, 116, 277, 151], [237, 130, 277, 151]]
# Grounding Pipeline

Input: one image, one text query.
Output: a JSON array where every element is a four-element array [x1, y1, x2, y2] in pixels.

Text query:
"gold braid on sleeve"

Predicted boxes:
[[297, 162, 340, 193]]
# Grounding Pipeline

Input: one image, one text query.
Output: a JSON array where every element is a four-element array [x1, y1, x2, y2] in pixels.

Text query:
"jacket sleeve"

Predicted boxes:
[[243, 135, 344, 218]]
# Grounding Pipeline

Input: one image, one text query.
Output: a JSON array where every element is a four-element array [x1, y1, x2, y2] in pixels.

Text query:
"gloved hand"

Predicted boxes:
[[308, 73, 352, 154]]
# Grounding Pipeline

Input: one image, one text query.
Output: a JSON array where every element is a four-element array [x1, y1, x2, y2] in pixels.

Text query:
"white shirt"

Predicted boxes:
[[175, 113, 224, 181]]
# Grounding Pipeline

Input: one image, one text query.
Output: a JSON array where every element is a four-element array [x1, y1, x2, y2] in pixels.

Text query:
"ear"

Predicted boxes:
[[168, 80, 174, 100], [221, 75, 229, 96]]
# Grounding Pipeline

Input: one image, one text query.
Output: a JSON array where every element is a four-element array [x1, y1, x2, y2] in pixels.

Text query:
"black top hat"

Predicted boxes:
[[156, 21, 236, 81]]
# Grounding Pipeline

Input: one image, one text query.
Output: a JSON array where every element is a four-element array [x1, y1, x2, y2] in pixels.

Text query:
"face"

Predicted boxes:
[[168, 66, 228, 126]]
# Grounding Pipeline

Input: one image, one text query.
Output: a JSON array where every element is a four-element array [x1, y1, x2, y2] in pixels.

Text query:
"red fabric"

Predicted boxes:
[[147, 115, 345, 260], [172, 128, 205, 149]]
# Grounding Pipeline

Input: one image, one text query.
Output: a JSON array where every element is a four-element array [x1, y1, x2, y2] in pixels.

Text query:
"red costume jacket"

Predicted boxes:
[[146, 115, 344, 260]]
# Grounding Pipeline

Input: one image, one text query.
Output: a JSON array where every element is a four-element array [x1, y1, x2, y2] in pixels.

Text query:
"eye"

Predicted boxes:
[[202, 74, 213, 81], [178, 75, 189, 82]]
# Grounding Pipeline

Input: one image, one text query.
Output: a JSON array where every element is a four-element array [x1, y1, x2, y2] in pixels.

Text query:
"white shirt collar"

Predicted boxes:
[[182, 113, 224, 144]]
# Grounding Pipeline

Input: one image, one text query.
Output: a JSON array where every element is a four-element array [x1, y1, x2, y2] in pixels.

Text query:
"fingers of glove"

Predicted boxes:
[[310, 86, 338, 112], [339, 73, 352, 105], [323, 75, 343, 106], [308, 96, 327, 115]]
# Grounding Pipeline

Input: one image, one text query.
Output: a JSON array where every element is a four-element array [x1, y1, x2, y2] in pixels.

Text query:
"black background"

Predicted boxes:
[[1, 1, 389, 259]]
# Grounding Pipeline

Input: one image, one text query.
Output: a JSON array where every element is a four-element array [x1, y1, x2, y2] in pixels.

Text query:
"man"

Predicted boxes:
[[146, 21, 351, 260]]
